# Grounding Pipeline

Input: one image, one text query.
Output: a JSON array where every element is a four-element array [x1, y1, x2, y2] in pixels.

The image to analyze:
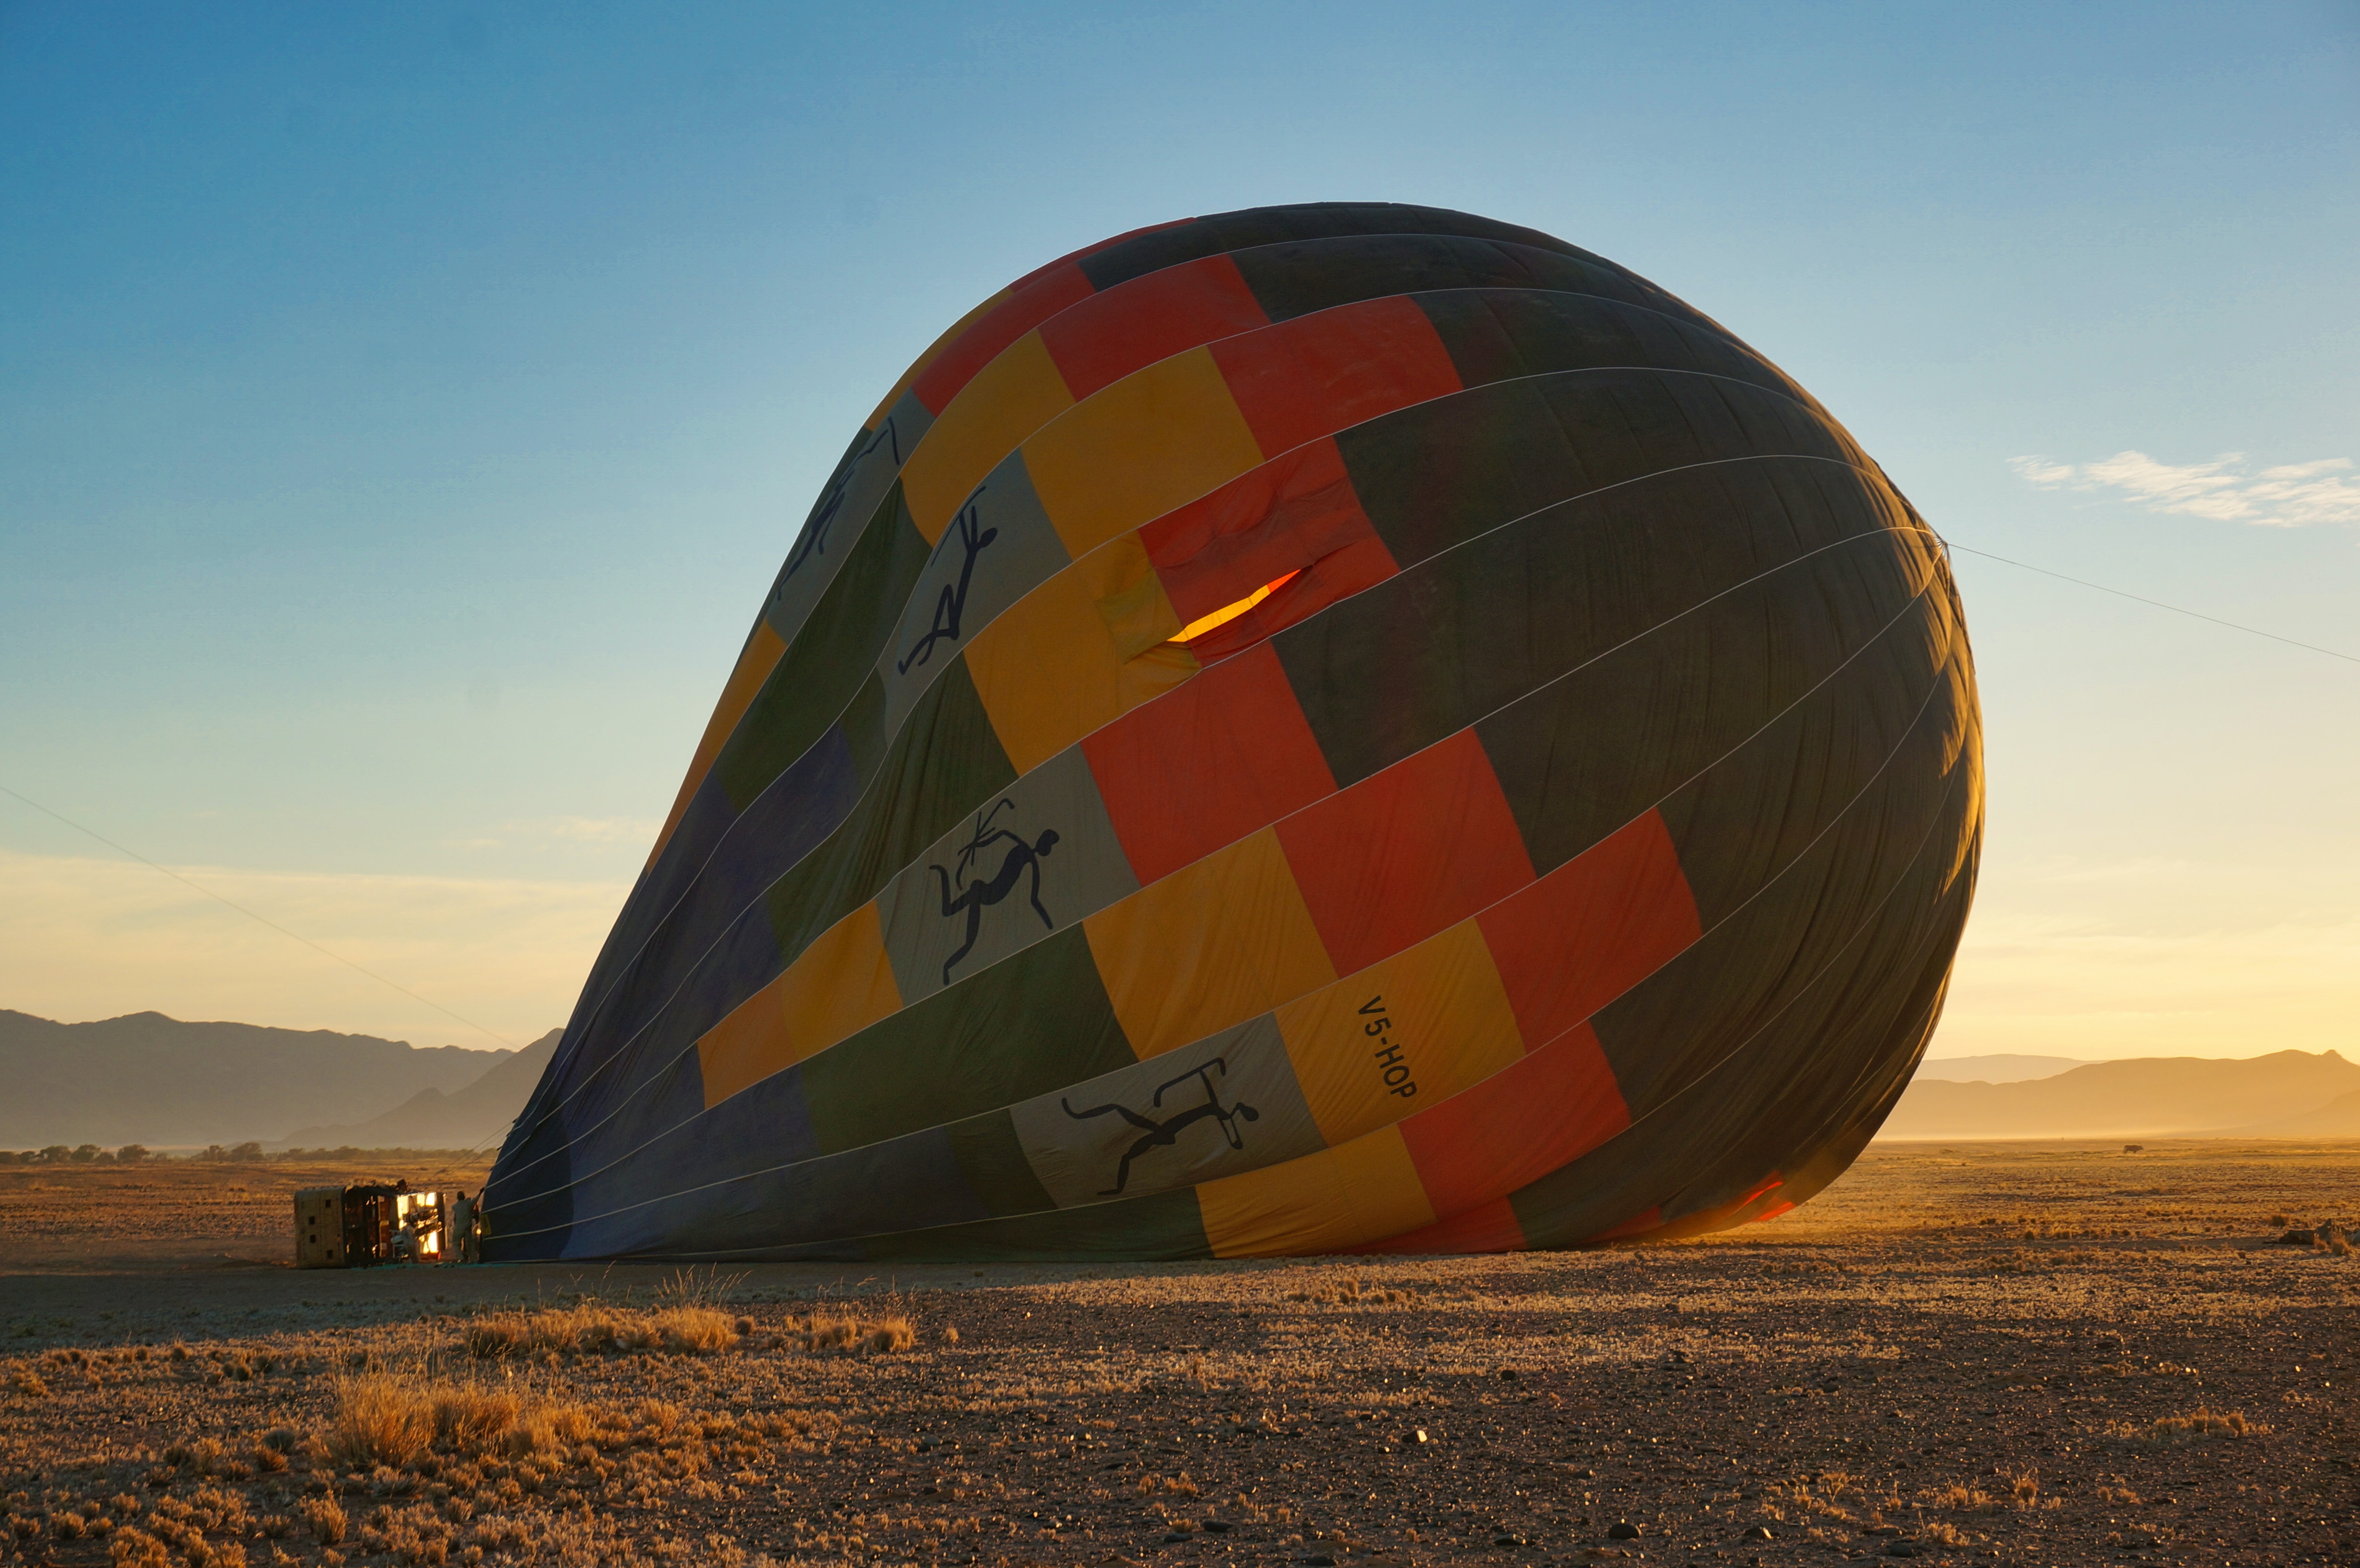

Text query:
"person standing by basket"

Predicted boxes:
[[447, 1189, 477, 1264]]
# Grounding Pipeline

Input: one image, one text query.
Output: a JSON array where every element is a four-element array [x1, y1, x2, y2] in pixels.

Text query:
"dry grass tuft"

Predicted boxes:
[[462, 1302, 740, 1359], [301, 1496, 347, 1546], [320, 1370, 627, 1470], [321, 1375, 436, 1469], [647, 1305, 738, 1353], [790, 1313, 915, 1355], [6, 1363, 47, 1399], [109, 1526, 172, 1567], [2106, 1406, 2270, 1445], [1282, 1274, 1421, 1305]]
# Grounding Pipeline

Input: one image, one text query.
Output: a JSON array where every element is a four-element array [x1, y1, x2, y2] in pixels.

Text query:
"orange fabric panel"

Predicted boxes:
[[646, 620, 786, 869], [1347, 1196, 1526, 1255], [910, 262, 1094, 415], [1274, 919, 1524, 1148], [1082, 641, 1335, 886], [1084, 828, 1336, 1062], [1398, 1020, 1629, 1217], [1476, 808, 1703, 1049], [1277, 729, 1536, 976], [1208, 295, 1463, 458], [695, 904, 901, 1107], [1022, 346, 1266, 560], [1196, 1126, 1435, 1258], [899, 331, 1076, 543], [964, 534, 1201, 775], [1038, 253, 1270, 400]]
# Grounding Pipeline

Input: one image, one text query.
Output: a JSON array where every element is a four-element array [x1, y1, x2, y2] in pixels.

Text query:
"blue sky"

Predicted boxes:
[[2, 1, 2354, 1057]]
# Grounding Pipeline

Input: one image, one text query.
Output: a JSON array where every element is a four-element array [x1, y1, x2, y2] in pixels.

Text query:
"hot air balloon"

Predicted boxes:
[[483, 203, 1981, 1262]]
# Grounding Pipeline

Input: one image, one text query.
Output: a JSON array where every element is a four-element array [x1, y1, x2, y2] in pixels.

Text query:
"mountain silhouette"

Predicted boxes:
[[1883, 1049, 2360, 1139], [0, 1009, 513, 1148]]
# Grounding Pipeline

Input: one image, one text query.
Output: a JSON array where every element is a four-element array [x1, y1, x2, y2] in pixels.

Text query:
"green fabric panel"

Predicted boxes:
[[762, 659, 1017, 968], [1651, 531, 1963, 927], [839, 670, 891, 781], [797, 927, 1136, 1156], [1230, 233, 1715, 334], [1292, 433, 1880, 792], [1074, 202, 1588, 291], [1473, 464, 1928, 878], [860, 1187, 1210, 1263], [1333, 378, 1594, 572], [944, 1110, 1058, 1218], [713, 481, 930, 810], [1414, 287, 1816, 414]]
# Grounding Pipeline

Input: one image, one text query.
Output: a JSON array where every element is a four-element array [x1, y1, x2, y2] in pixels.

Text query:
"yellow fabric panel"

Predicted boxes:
[[864, 287, 1008, 429], [696, 904, 901, 1108], [1094, 545, 1184, 660], [964, 533, 1200, 774], [1085, 827, 1336, 1062], [645, 621, 786, 870], [1197, 1127, 1435, 1258], [899, 331, 1074, 543], [1022, 346, 1265, 559], [1275, 918, 1526, 1148]]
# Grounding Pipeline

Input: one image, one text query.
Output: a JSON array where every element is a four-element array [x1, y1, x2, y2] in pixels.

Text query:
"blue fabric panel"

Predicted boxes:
[[574, 1119, 987, 1258], [559, 1065, 825, 1258]]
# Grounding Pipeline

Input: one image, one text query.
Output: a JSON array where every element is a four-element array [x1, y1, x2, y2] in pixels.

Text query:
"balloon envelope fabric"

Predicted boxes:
[[483, 203, 1982, 1262]]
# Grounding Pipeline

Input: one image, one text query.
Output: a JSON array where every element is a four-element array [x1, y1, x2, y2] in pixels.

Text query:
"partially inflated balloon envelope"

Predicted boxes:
[[484, 203, 1982, 1261]]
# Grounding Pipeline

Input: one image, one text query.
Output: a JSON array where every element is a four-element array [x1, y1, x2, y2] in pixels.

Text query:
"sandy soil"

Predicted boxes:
[[1, 1140, 2356, 1566]]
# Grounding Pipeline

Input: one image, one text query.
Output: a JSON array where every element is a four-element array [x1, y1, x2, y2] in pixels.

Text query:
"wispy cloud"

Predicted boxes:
[[2009, 451, 2360, 528]]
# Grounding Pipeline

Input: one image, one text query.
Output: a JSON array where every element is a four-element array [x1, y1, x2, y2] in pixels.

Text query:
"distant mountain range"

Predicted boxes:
[[1912, 1054, 2090, 1084], [0, 1010, 549, 1149], [1884, 1049, 2360, 1139], [283, 1028, 560, 1150]]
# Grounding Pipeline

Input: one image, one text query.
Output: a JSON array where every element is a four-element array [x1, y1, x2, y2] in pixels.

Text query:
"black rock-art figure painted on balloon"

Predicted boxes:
[[1061, 1059, 1261, 1198], [485, 203, 1982, 1264], [929, 799, 1058, 984]]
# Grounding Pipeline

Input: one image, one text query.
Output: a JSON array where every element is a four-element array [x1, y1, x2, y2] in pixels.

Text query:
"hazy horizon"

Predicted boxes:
[[3, 3, 2354, 1062]]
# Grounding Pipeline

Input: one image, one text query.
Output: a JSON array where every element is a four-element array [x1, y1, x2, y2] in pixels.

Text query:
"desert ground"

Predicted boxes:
[[2, 1142, 2355, 1567]]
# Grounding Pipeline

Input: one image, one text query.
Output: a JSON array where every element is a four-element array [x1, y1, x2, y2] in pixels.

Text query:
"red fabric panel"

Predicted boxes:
[[1082, 642, 1336, 886], [1476, 808, 1703, 1049], [1183, 532, 1398, 663], [1347, 1197, 1526, 1255], [1400, 1021, 1630, 1217], [910, 261, 1096, 414], [1209, 295, 1463, 458], [1277, 729, 1536, 976], [1143, 437, 1402, 647], [1038, 254, 1270, 400]]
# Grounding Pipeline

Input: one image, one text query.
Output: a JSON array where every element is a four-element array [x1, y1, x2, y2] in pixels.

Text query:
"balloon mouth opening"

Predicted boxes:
[[1173, 570, 1301, 644]]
